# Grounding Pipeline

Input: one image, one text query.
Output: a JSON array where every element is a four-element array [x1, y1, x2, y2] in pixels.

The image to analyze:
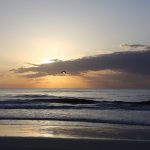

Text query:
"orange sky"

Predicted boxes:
[[0, 0, 150, 88]]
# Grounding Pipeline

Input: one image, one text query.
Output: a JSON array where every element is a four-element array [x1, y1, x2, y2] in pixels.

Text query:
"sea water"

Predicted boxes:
[[0, 89, 150, 139]]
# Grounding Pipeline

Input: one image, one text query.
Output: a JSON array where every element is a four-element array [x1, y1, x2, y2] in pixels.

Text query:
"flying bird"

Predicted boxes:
[[61, 71, 67, 74]]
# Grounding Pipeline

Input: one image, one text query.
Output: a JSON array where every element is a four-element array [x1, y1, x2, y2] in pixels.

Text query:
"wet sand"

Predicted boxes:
[[0, 122, 150, 150], [0, 137, 150, 150]]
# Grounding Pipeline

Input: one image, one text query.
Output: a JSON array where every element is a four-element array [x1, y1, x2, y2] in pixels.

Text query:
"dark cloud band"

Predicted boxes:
[[12, 50, 150, 78]]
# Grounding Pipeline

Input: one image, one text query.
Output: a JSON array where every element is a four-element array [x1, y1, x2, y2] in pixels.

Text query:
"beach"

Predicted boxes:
[[0, 122, 150, 150], [0, 137, 150, 150], [1, 0, 150, 149]]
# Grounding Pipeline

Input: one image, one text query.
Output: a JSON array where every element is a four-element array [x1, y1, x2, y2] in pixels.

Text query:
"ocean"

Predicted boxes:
[[0, 88, 150, 139]]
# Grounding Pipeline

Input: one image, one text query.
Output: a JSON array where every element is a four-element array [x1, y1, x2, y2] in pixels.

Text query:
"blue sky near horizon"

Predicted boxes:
[[0, 0, 150, 88]]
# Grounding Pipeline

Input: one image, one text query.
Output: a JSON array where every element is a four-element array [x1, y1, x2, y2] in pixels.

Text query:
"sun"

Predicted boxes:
[[40, 58, 53, 64]]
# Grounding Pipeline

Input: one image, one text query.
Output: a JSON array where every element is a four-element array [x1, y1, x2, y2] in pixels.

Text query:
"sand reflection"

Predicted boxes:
[[0, 122, 150, 140]]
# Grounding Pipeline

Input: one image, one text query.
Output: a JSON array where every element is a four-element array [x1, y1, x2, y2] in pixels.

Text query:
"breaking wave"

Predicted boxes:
[[0, 94, 150, 111]]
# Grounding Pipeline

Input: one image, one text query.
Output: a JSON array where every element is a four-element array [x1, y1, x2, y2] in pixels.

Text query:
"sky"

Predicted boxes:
[[0, 0, 150, 88]]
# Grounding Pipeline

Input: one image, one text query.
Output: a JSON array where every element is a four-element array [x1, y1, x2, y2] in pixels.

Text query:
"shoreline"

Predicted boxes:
[[0, 123, 150, 140], [0, 136, 150, 150], [0, 123, 150, 150]]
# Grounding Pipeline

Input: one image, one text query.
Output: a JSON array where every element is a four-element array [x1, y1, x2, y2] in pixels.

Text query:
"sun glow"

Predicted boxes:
[[40, 58, 54, 64]]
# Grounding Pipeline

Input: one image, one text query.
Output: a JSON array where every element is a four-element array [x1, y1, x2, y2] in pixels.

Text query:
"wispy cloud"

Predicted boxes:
[[12, 50, 150, 78], [120, 43, 150, 50], [26, 63, 40, 67]]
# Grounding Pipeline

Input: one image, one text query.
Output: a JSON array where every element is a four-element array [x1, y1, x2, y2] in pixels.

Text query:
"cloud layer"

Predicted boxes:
[[120, 44, 150, 50], [12, 50, 150, 78]]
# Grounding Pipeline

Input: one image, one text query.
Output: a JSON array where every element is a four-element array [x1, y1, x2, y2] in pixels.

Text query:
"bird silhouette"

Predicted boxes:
[[61, 71, 66, 74]]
